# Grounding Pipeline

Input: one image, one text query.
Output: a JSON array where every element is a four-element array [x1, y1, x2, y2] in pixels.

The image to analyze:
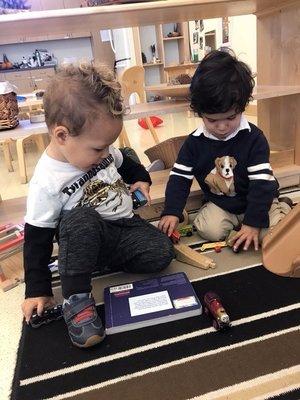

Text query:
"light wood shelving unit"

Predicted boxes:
[[133, 20, 194, 92], [163, 36, 184, 41], [0, 0, 299, 184]]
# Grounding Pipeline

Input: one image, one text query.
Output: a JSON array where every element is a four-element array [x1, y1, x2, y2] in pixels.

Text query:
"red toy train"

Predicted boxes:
[[203, 291, 231, 330]]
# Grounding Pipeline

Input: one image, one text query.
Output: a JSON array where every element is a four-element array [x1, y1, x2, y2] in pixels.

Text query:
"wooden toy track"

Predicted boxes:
[[174, 243, 216, 270]]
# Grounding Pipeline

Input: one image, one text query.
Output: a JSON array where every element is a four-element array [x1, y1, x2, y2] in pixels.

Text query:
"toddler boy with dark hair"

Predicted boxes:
[[159, 50, 291, 251]]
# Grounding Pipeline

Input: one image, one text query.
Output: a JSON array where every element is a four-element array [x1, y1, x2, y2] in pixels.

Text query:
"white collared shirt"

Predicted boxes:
[[192, 114, 251, 141]]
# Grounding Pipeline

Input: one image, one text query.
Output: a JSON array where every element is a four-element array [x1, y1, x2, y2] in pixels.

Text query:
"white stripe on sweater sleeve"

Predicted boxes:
[[170, 171, 194, 180]]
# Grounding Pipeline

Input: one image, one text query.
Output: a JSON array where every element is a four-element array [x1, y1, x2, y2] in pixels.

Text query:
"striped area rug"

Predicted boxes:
[[11, 264, 300, 400]]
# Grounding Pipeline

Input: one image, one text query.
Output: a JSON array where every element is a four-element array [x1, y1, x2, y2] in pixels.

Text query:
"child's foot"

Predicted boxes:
[[63, 293, 105, 348], [278, 196, 293, 209]]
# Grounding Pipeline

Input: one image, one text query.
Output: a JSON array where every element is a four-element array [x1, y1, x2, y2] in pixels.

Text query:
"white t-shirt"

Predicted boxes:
[[25, 146, 134, 228]]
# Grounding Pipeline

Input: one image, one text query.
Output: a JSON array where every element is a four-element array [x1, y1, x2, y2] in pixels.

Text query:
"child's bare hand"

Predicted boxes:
[[22, 296, 55, 324], [158, 215, 179, 237], [232, 224, 260, 251], [130, 181, 151, 205]]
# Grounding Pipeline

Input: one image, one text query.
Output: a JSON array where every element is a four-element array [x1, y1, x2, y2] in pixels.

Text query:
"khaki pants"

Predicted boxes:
[[193, 199, 291, 242]]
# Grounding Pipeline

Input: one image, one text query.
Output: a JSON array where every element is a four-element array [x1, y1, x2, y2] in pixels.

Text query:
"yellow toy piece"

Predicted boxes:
[[199, 241, 227, 252]]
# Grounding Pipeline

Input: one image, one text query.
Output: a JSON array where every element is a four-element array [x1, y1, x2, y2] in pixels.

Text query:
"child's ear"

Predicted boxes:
[[53, 125, 70, 144]]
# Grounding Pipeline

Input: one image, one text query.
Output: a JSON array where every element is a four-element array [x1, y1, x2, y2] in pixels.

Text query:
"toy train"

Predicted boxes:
[[203, 291, 231, 330], [29, 305, 63, 328]]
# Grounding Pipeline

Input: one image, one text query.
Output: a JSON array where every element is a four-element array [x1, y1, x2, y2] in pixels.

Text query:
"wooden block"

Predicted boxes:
[[174, 243, 216, 270]]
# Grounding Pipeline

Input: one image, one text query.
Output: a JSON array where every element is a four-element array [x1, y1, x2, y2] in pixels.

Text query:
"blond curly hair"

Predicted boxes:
[[43, 64, 124, 136]]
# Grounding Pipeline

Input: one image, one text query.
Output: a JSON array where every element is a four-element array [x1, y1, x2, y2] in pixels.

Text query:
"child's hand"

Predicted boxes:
[[130, 181, 151, 205], [22, 296, 56, 324], [232, 224, 260, 251], [158, 215, 179, 237]]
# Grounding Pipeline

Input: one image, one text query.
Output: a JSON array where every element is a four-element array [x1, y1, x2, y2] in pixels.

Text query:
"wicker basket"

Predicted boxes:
[[144, 135, 187, 169], [0, 92, 19, 130]]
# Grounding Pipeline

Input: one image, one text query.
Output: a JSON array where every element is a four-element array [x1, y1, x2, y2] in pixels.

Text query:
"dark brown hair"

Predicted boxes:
[[190, 50, 255, 116]]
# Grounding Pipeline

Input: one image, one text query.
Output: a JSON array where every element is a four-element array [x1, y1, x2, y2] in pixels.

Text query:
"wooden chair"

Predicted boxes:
[[0, 139, 14, 172], [144, 135, 187, 169], [119, 66, 159, 147]]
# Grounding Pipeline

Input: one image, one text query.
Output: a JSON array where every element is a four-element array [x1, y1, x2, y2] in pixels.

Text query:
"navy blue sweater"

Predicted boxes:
[[162, 123, 279, 228]]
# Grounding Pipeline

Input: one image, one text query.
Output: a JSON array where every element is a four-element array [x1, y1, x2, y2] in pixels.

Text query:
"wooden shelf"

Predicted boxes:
[[145, 84, 300, 100], [143, 62, 164, 67], [0, 0, 294, 37], [164, 63, 198, 70], [253, 85, 300, 100], [163, 36, 184, 41]]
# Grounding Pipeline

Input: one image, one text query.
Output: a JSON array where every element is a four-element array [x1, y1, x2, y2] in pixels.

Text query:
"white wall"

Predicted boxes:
[[139, 25, 157, 63], [188, 16, 256, 72], [0, 37, 93, 66], [229, 14, 257, 74], [203, 18, 223, 49]]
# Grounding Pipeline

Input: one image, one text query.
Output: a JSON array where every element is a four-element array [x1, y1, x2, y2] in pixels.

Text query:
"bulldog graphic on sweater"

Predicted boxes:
[[205, 156, 237, 196]]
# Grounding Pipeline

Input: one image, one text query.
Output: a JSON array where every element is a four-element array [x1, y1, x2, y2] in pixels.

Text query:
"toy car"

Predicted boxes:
[[132, 189, 148, 209], [203, 291, 231, 330], [29, 305, 63, 328], [178, 224, 193, 237], [170, 230, 181, 243]]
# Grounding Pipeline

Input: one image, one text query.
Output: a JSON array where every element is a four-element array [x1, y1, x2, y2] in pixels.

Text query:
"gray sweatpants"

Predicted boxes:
[[58, 208, 174, 298]]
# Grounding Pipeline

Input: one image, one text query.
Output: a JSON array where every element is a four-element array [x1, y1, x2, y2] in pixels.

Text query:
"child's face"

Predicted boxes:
[[201, 109, 242, 140], [58, 113, 122, 172]]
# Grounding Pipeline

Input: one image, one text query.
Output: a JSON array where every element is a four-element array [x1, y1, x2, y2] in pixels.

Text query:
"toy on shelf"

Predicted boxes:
[[171, 230, 216, 270], [203, 291, 231, 330], [166, 23, 181, 38]]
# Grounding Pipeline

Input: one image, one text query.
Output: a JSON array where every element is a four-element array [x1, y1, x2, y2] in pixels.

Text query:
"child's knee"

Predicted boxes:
[[154, 237, 175, 271], [129, 235, 174, 273], [194, 218, 228, 241]]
